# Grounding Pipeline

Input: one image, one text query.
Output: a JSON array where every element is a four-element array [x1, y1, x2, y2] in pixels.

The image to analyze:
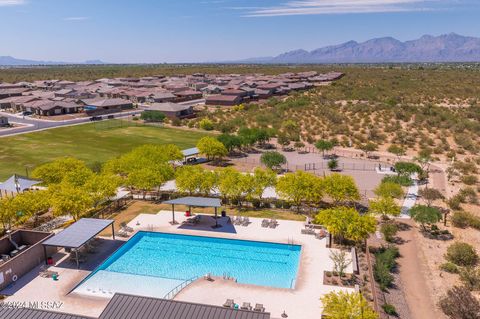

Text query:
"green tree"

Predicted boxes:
[[13, 190, 51, 227], [322, 174, 360, 205], [276, 171, 322, 212], [175, 165, 204, 195], [217, 167, 243, 204], [83, 173, 120, 206], [321, 291, 378, 319], [409, 205, 442, 231], [0, 197, 19, 231], [252, 168, 277, 200], [32, 157, 90, 185], [217, 134, 242, 153], [315, 207, 376, 244], [315, 140, 334, 157], [49, 183, 93, 221], [260, 151, 286, 171], [369, 196, 401, 219], [197, 137, 228, 162], [374, 181, 404, 199]]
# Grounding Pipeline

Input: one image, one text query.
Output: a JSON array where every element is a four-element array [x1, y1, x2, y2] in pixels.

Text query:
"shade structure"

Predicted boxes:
[[163, 197, 222, 228], [0, 174, 41, 195], [42, 218, 114, 268], [181, 147, 199, 158]]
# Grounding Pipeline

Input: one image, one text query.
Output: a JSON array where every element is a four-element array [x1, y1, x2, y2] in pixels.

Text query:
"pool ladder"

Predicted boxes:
[[223, 272, 236, 282], [287, 237, 296, 249]]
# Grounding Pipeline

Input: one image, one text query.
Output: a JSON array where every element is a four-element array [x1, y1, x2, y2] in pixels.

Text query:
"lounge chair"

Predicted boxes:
[[241, 302, 252, 310], [254, 304, 265, 312], [268, 219, 278, 229], [117, 229, 129, 237], [223, 299, 234, 308], [261, 219, 269, 228], [235, 217, 244, 225], [120, 222, 134, 232], [315, 229, 327, 239], [69, 252, 86, 264], [242, 217, 250, 226]]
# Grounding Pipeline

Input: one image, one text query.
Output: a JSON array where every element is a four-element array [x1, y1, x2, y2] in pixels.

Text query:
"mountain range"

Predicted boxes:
[[1, 33, 480, 65], [238, 33, 480, 64], [0, 56, 106, 66]]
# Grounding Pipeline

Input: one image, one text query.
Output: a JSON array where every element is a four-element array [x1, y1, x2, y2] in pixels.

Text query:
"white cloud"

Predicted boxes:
[[243, 0, 441, 17], [0, 0, 26, 6], [63, 17, 89, 21]]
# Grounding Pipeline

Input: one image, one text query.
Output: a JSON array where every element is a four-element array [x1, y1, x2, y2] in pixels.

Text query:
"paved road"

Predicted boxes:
[[0, 99, 206, 137], [0, 110, 143, 137]]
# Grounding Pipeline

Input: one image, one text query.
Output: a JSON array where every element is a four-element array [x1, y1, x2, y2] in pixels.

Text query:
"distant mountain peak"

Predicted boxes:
[[0, 56, 107, 66], [239, 33, 480, 64]]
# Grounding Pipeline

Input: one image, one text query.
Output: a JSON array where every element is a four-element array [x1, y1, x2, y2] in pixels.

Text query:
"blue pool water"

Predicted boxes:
[[75, 232, 301, 298]]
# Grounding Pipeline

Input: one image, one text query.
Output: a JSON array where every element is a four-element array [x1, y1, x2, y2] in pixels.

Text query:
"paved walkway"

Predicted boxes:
[[400, 177, 419, 218]]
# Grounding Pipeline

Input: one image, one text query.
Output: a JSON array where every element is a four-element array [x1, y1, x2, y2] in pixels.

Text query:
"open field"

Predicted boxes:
[[0, 120, 211, 180]]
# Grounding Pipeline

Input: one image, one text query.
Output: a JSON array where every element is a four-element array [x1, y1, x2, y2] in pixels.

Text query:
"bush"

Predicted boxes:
[[440, 262, 459, 274], [459, 267, 480, 291], [382, 175, 413, 187], [373, 246, 399, 291], [199, 118, 214, 131], [382, 303, 398, 316], [380, 223, 398, 242], [451, 211, 472, 228], [461, 175, 478, 185], [445, 242, 479, 267], [140, 110, 166, 122], [439, 286, 480, 318]]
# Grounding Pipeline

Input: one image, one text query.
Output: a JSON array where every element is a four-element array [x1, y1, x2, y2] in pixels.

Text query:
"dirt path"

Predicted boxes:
[[396, 220, 445, 319]]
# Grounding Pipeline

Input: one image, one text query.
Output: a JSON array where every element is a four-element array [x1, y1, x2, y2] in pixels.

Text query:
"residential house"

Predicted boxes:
[[205, 94, 243, 106], [147, 92, 177, 103], [80, 98, 134, 116], [173, 90, 203, 102], [146, 103, 194, 119]]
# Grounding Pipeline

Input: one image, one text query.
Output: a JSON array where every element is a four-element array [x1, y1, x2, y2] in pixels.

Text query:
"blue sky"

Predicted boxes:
[[0, 0, 479, 63]]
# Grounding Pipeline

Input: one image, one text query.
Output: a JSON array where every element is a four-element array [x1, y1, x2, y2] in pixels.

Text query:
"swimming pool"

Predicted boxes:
[[74, 232, 301, 299]]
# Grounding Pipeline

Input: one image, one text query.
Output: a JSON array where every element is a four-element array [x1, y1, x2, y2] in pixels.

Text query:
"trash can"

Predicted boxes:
[[221, 210, 226, 218]]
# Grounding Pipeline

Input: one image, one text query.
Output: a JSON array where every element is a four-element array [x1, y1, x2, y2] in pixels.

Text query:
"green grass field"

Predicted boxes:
[[0, 120, 212, 180]]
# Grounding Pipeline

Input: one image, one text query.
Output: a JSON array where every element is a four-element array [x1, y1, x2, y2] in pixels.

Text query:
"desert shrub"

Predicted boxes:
[[439, 286, 480, 318], [451, 211, 472, 228], [459, 267, 480, 291], [373, 246, 399, 291], [445, 242, 479, 267], [451, 210, 480, 230], [461, 175, 478, 185], [380, 223, 398, 243], [199, 118, 214, 131], [440, 262, 459, 274], [382, 303, 398, 316]]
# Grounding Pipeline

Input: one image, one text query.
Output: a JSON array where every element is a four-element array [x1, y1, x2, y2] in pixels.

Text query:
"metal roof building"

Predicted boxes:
[[99, 294, 270, 319], [0, 308, 93, 319]]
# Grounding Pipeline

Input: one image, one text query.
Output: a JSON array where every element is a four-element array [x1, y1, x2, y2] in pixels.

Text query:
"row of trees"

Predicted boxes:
[[0, 157, 120, 231]]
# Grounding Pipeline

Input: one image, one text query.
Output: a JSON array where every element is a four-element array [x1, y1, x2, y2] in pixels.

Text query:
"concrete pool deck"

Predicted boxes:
[[2, 211, 354, 319]]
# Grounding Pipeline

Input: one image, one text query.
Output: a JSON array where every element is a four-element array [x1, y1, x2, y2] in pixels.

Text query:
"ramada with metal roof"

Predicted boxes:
[[0, 294, 270, 319], [42, 218, 114, 268]]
